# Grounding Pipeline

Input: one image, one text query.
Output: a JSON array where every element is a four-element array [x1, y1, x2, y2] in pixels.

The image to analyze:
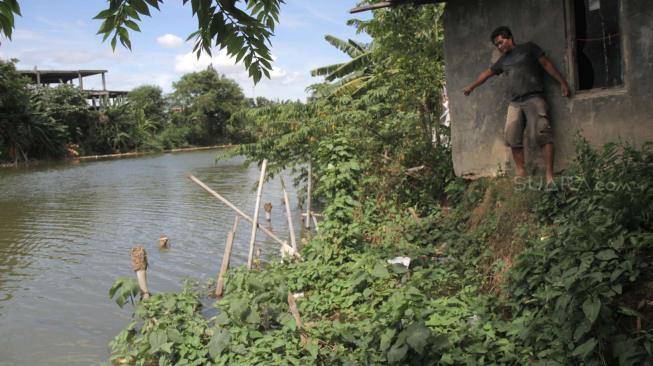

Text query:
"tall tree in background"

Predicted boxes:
[[127, 85, 166, 129], [171, 66, 244, 145]]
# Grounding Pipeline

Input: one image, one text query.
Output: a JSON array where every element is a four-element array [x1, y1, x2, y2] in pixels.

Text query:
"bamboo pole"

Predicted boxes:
[[189, 175, 298, 257], [215, 217, 239, 298], [305, 160, 312, 230], [247, 160, 267, 269], [130, 246, 150, 299], [280, 177, 297, 252]]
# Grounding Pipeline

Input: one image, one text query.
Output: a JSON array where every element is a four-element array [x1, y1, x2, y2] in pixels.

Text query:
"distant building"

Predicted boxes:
[[18, 67, 128, 107]]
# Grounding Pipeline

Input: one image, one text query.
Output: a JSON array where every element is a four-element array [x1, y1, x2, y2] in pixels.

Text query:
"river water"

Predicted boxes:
[[0, 149, 306, 365]]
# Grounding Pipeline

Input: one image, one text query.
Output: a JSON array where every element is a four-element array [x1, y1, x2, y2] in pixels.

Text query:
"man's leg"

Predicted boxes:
[[505, 103, 526, 177], [542, 143, 554, 184], [525, 97, 554, 184], [511, 148, 527, 177]]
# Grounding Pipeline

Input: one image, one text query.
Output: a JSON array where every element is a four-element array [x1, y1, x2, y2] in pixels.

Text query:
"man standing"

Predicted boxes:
[[463, 26, 570, 184]]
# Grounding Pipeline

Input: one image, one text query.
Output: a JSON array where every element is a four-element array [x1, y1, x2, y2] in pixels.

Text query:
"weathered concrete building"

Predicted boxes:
[[443, 0, 653, 177]]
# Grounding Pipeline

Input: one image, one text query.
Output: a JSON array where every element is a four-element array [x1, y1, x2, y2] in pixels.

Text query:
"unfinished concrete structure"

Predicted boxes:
[[18, 68, 128, 107], [443, 0, 653, 177]]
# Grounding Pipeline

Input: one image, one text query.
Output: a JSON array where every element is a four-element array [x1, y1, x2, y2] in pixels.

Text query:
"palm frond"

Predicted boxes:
[[326, 52, 371, 81], [324, 35, 365, 58], [310, 62, 345, 77], [331, 75, 374, 98]]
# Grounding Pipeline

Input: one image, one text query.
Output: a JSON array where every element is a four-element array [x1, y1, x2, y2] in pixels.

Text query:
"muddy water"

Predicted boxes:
[[0, 149, 305, 365]]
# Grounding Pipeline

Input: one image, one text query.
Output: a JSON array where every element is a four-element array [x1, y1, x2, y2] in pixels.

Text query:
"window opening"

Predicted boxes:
[[573, 0, 623, 90]]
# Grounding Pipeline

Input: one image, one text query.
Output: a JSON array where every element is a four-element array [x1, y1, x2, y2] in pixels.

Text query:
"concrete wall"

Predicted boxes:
[[444, 0, 653, 178]]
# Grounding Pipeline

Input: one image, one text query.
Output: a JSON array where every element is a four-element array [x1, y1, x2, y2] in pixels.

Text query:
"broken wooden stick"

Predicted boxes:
[[408, 207, 422, 224], [248, 159, 268, 269], [189, 175, 299, 258], [215, 217, 239, 298], [287, 292, 307, 344]]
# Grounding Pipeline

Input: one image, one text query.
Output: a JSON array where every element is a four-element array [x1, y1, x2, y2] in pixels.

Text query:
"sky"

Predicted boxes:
[[0, 1, 372, 101]]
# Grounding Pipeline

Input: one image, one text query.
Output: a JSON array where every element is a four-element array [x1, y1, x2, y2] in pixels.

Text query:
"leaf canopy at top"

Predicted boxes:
[[0, 0, 281, 84]]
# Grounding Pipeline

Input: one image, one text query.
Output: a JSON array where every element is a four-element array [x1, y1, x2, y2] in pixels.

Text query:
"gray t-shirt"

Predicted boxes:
[[490, 42, 545, 101]]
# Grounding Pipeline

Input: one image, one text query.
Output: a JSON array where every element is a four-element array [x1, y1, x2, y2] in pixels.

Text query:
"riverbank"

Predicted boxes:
[[107, 141, 653, 365], [0, 144, 235, 169]]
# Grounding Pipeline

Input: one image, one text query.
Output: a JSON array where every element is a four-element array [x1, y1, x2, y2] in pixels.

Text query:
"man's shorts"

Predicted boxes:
[[504, 96, 554, 148]]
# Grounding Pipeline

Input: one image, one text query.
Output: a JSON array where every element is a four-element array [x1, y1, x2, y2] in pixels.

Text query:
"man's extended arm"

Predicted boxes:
[[538, 56, 570, 97], [463, 69, 494, 96]]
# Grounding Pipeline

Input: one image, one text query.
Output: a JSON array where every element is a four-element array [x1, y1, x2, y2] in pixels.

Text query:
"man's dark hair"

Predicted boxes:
[[490, 26, 513, 41]]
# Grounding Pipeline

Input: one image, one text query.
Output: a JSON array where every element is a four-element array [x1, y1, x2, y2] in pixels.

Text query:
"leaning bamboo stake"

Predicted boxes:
[[305, 160, 312, 230], [280, 177, 297, 252], [189, 175, 298, 258], [130, 246, 150, 299], [215, 217, 239, 298], [248, 159, 268, 269]]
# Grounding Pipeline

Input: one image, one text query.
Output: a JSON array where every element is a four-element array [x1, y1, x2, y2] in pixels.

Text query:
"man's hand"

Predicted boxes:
[[463, 86, 474, 96], [463, 69, 493, 97], [561, 83, 570, 97]]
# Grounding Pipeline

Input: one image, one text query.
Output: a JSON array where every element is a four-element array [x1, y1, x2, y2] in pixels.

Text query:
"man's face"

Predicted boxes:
[[493, 35, 514, 54]]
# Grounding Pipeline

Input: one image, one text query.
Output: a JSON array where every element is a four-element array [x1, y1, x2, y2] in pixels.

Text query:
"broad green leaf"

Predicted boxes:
[[571, 338, 597, 358], [387, 343, 408, 364], [124, 20, 141, 32], [582, 296, 601, 324], [208, 329, 230, 360], [405, 323, 431, 354], [371, 263, 390, 279], [380, 328, 396, 352], [148, 330, 168, 352], [596, 249, 618, 261], [93, 9, 114, 20], [245, 308, 261, 324], [166, 328, 184, 343]]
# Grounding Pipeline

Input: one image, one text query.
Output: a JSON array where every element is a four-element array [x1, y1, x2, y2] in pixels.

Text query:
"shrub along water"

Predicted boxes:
[[105, 3, 652, 364], [0, 61, 251, 164], [107, 139, 653, 365]]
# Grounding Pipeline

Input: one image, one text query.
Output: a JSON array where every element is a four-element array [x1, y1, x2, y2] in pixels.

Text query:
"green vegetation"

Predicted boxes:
[[43, 2, 643, 365], [0, 62, 254, 164], [102, 4, 648, 365]]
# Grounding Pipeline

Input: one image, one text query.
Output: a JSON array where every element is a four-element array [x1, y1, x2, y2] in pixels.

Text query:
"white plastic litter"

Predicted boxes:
[[387, 256, 411, 268]]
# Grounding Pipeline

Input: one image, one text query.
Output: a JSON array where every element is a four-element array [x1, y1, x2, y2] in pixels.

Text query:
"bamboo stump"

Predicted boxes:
[[130, 246, 150, 299], [159, 234, 169, 249], [264, 202, 272, 222]]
